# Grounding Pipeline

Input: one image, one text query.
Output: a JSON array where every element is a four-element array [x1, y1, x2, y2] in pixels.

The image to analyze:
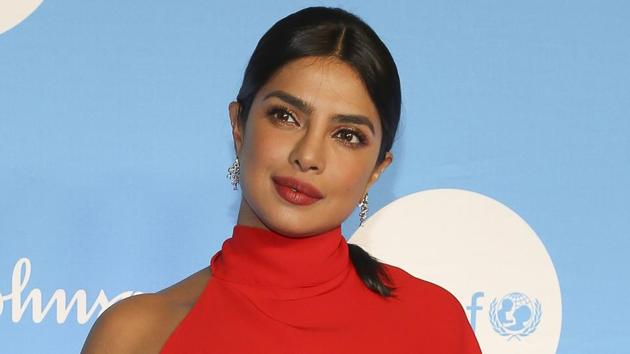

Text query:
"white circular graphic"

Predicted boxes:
[[0, 0, 43, 35], [349, 189, 561, 354]]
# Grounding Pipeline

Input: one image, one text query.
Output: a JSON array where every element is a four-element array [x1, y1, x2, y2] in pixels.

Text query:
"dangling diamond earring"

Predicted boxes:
[[227, 157, 240, 190], [358, 192, 369, 227]]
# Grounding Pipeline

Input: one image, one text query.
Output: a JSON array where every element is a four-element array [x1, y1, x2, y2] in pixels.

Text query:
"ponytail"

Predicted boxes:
[[348, 244, 397, 297]]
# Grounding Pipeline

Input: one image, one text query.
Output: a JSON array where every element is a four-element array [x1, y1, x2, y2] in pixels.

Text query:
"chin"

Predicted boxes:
[[265, 217, 317, 238], [261, 213, 335, 238]]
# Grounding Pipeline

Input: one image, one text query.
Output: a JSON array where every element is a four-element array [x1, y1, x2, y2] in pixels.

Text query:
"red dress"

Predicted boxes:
[[160, 224, 482, 353]]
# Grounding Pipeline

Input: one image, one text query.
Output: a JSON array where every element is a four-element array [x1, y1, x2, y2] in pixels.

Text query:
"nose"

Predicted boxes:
[[289, 128, 325, 173]]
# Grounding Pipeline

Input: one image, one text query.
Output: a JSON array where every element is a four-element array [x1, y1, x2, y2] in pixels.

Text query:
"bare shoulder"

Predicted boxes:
[[81, 266, 212, 354], [80, 292, 171, 354]]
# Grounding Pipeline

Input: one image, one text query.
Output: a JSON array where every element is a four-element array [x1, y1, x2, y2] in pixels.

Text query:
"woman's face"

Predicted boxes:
[[229, 56, 393, 237]]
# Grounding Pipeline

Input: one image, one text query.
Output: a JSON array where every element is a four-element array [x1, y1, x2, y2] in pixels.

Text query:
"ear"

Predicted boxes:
[[365, 151, 393, 193], [228, 101, 244, 155]]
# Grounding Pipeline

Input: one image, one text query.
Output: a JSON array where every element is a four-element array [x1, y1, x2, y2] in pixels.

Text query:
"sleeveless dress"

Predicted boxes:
[[160, 224, 482, 353]]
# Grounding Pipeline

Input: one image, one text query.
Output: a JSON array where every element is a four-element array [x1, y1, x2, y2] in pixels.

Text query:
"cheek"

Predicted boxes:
[[241, 120, 289, 175], [326, 155, 374, 199]]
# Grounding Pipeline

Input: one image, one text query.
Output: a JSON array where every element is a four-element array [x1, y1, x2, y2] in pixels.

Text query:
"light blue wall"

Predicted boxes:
[[1, 1, 628, 353]]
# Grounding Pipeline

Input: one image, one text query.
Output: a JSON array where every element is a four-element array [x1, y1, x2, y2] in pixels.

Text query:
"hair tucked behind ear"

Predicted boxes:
[[348, 244, 397, 297], [235, 6, 402, 298]]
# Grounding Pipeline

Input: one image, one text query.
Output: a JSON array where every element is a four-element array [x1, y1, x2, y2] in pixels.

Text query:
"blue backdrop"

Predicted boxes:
[[1, 1, 628, 353]]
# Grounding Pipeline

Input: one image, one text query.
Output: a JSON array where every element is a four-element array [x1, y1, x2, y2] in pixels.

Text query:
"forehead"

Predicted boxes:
[[256, 56, 380, 129]]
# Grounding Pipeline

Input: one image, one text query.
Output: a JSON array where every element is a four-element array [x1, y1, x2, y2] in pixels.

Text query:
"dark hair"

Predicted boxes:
[[235, 7, 401, 297]]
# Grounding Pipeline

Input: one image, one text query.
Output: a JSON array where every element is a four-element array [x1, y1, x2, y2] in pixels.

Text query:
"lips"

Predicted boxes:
[[272, 176, 324, 206]]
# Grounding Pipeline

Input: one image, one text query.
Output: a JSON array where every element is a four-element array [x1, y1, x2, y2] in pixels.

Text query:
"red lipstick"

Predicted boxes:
[[272, 176, 324, 206]]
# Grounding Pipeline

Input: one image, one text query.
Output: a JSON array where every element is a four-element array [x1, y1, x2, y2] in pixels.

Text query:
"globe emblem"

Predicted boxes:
[[489, 292, 542, 340]]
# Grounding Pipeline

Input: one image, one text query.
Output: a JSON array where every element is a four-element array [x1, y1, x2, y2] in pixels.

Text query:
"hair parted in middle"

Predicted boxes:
[[235, 6, 401, 166]]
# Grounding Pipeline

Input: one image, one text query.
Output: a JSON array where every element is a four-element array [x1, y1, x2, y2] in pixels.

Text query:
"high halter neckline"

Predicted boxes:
[[210, 224, 351, 298]]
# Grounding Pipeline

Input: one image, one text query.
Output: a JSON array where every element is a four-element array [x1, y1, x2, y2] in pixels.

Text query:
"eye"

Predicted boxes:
[[334, 128, 367, 147], [266, 106, 298, 125]]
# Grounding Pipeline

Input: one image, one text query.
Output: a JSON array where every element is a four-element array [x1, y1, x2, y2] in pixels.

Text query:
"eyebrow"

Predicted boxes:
[[263, 90, 376, 135]]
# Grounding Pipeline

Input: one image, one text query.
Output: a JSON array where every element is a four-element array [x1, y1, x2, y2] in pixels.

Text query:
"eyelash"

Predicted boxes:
[[265, 105, 368, 148]]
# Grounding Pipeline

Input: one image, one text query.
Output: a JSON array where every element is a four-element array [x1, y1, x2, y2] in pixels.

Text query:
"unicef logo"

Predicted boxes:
[[489, 292, 542, 341]]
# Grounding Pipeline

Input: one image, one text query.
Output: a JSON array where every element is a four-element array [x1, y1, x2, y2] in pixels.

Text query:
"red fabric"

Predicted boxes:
[[160, 225, 482, 353]]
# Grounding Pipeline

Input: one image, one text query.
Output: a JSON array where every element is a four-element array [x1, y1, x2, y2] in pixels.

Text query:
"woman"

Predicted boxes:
[[82, 6, 482, 354]]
